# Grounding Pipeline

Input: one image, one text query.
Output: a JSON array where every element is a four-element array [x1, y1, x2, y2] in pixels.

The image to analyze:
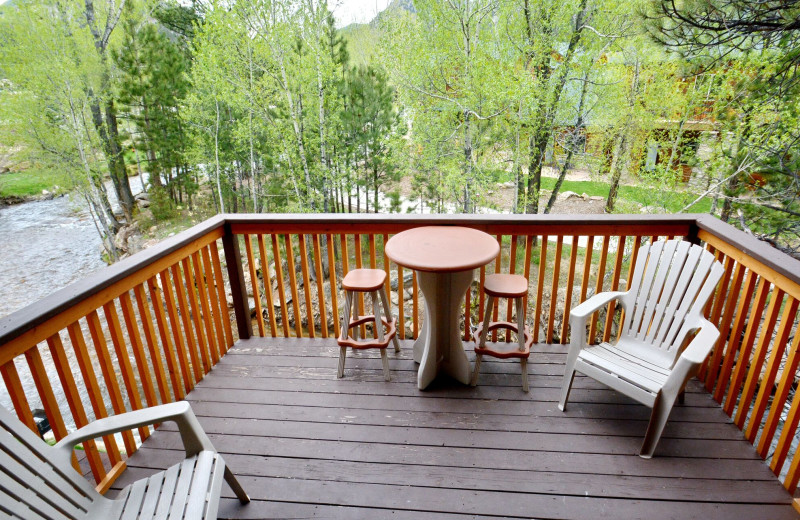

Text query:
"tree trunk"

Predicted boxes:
[[214, 98, 226, 213]]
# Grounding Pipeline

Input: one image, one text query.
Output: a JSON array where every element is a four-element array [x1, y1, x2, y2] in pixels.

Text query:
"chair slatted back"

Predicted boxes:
[[620, 240, 724, 368], [0, 406, 99, 520]]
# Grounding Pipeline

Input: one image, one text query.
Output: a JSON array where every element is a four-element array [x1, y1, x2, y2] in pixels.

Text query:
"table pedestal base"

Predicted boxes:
[[413, 269, 473, 390]]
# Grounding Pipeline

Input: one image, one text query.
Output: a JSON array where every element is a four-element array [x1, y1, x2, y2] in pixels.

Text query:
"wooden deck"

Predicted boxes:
[[110, 337, 799, 519]]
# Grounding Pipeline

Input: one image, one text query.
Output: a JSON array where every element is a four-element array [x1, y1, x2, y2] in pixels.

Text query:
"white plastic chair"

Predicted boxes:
[[0, 401, 249, 519], [558, 239, 724, 458]]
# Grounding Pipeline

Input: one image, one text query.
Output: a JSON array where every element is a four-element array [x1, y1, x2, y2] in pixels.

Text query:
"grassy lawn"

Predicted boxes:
[[0, 169, 72, 198]]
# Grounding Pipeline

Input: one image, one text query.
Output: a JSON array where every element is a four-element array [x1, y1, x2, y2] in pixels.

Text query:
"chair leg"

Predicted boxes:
[[470, 353, 482, 386], [515, 297, 525, 352], [373, 291, 385, 343], [558, 364, 576, 411], [379, 287, 400, 352], [479, 295, 494, 348], [224, 465, 250, 504], [639, 392, 675, 458], [380, 348, 390, 381], [520, 358, 529, 393]]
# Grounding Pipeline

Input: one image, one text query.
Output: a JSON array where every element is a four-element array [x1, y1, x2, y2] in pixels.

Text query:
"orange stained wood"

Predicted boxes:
[[342, 269, 387, 292], [67, 321, 122, 466], [85, 310, 137, 456], [326, 234, 340, 339], [1, 360, 36, 433], [298, 236, 315, 338], [147, 278, 185, 400], [734, 288, 785, 428], [169, 265, 203, 383], [284, 235, 303, 338], [723, 277, 770, 416], [369, 234, 377, 269], [384, 226, 500, 273], [713, 269, 758, 403], [257, 234, 278, 338], [0, 228, 223, 366], [547, 236, 563, 343], [244, 235, 266, 337], [504, 236, 519, 342], [589, 236, 610, 344], [747, 297, 798, 443], [759, 313, 800, 458], [272, 234, 290, 337], [191, 251, 220, 363], [157, 271, 193, 393], [787, 430, 800, 493], [603, 236, 627, 343], [209, 240, 234, 348], [101, 301, 150, 440], [133, 284, 171, 402], [180, 258, 211, 374], [701, 255, 736, 390], [24, 347, 69, 442], [561, 236, 579, 343], [118, 291, 160, 409], [704, 261, 745, 393], [353, 234, 366, 338], [533, 237, 548, 343], [768, 328, 800, 474], [95, 461, 126, 495], [201, 246, 228, 354], [46, 333, 105, 481], [313, 235, 329, 338], [492, 235, 501, 343], [580, 236, 594, 303], [522, 236, 533, 320]]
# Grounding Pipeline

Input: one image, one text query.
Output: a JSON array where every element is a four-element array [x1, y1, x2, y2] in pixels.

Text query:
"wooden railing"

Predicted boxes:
[[1, 213, 799, 494]]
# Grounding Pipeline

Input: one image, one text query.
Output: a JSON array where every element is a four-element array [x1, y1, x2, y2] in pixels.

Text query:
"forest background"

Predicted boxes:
[[0, 0, 798, 259]]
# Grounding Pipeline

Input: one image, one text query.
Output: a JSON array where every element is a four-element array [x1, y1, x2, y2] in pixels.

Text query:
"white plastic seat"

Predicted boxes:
[[0, 401, 249, 519], [559, 239, 724, 458]]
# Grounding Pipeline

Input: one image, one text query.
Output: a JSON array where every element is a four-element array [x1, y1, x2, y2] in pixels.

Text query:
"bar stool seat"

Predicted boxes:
[[337, 269, 400, 381], [471, 274, 533, 391]]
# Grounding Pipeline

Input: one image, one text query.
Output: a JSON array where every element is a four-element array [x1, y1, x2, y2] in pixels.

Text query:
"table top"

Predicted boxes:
[[385, 226, 500, 273]]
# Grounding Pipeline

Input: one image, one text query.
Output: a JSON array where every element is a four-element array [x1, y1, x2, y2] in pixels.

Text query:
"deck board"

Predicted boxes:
[[110, 337, 799, 519]]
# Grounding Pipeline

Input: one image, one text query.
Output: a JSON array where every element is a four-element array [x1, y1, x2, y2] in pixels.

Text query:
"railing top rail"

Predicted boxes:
[[0, 215, 226, 349]]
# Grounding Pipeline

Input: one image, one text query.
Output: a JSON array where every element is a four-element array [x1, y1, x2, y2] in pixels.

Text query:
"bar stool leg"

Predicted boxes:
[[379, 287, 401, 352], [520, 358, 529, 393], [471, 295, 494, 386], [338, 292, 352, 378], [516, 297, 529, 392], [380, 349, 390, 381], [470, 354, 482, 386]]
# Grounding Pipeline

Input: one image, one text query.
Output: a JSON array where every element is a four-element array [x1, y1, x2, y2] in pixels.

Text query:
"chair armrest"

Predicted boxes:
[[570, 291, 627, 321], [54, 402, 215, 461], [679, 318, 720, 365]]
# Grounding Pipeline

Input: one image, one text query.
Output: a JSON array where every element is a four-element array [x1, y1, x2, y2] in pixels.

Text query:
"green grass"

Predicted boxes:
[[0, 169, 72, 198]]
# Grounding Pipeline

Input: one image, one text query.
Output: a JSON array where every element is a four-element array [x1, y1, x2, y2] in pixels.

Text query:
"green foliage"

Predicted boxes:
[[148, 186, 179, 221], [0, 170, 72, 198]]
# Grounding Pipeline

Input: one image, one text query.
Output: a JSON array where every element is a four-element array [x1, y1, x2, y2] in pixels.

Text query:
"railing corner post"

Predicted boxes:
[[686, 218, 702, 246], [222, 222, 252, 340]]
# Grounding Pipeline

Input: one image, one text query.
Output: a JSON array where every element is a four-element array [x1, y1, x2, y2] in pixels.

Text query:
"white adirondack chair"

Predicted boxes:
[[558, 239, 724, 458], [0, 401, 249, 519]]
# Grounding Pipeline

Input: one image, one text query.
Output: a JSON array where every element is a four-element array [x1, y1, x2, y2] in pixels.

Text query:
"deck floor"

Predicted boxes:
[[111, 337, 799, 519]]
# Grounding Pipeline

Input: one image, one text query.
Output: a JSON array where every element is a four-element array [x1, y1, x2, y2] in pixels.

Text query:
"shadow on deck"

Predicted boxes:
[[110, 337, 799, 519]]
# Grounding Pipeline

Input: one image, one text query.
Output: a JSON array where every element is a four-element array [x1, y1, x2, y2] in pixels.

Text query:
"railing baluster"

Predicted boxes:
[[181, 258, 211, 374], [85, 311, 137, 456], [244, 235, 266, 337], [298, 236, 315, 338], [326, 234, 340, 339], [735, 289, 786, 428], [157, 271, 193, 392], [699, 255, 735, 384], [603, 235, 626, 343], [191, 252, 221, 362], [354, 234, 367, 338], [589, 236, 609, 344], [533, 236, 547, 343], [119, 292, 160, 408], [765, 327, 800, 462], [747, 297, 799, 443], [256, 235, 278, 338], [713, 270, 758, 403], [1, 359, 36, 432], [580, 236, 594, 304], [147, 278, 185, 400], [314, 235, 329, 339], [169, 265, 203, 383], [369, 234, 377, 269], [209, 241, 235, 348], [561, 236, 579, 344], [101, 301, 150, 440], [67, 321, 122, 466], [24, 347, 69, 441], [704, 261, 745, 394], [284, 235, 303, 338], [547, 236, 563, 343], [133, 284, 172, 402], [271, 234, 290, 338], [46, 333, 106, 480], [201, 246, 228, 354], [522, 236, 533, 332], [723, 277, 770, 416], [505, 235, 518, 342]]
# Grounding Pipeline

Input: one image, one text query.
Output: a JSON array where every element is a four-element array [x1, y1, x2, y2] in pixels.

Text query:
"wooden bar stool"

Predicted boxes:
[[471, 274, 534, 392], [338, 269, 400, 381]]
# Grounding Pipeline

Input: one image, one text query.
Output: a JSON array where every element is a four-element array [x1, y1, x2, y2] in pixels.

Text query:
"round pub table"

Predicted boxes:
[[385, 226, 500, 389]]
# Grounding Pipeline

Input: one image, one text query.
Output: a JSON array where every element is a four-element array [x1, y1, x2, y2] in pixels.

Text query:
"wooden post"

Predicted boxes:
[[222, 222, 252, 340]]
